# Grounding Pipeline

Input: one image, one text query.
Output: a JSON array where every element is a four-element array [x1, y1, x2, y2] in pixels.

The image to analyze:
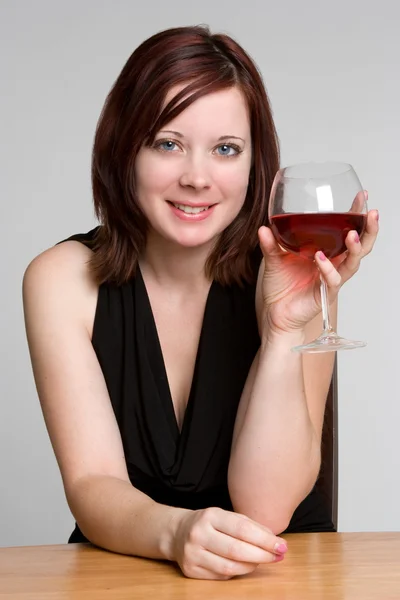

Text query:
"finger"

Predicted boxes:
[[349, 190, 368, 213], [197, 550, 260, 579], [206, 529, 278, 564], [337, 230, 363, 283], [181, 564, 231, 580], [314, 252, 341, 288], [359, 209, 379, 256], [258, 226, 283, 260], [209, 509, 287, 555], [181, 563, 233, 581]]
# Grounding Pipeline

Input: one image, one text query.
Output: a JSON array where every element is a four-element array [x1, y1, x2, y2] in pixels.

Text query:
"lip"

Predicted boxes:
[[167, 201, 216, 222], [168, 200, 215, 208]]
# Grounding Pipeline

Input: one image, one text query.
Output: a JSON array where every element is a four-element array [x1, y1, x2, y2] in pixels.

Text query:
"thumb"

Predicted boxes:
[[258, 226, 282, 262]]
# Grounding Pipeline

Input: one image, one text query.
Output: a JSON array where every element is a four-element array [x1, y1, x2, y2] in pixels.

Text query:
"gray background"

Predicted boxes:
[[1, 0, 398, 546]]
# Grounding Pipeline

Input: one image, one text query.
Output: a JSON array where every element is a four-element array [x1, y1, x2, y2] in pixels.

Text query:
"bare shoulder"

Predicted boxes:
[[23, 239, 95, 289], [23, 240, 98, 336]]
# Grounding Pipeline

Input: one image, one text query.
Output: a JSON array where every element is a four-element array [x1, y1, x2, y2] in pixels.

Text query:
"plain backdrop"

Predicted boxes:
[[1, 0, 399, 546]]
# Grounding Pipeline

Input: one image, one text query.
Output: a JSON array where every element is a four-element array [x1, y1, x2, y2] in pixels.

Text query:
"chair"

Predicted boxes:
[[315, 358, 338, 531]]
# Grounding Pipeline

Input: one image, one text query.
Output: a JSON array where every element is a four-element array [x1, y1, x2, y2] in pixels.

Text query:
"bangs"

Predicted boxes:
[[147, 76, 238, 145]]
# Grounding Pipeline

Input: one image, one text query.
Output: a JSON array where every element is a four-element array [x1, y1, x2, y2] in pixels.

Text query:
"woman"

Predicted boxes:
[[23, 25, 378, 580]]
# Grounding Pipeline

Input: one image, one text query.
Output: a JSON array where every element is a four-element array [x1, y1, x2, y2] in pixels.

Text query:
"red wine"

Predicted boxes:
[[270, 212, 367, 259]]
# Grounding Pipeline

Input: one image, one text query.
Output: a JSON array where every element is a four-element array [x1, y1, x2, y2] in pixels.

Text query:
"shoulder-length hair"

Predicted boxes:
[[91, 25, 280, 286]]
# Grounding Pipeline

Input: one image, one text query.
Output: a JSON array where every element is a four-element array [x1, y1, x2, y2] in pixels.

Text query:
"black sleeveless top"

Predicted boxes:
[[65, 228, 334, 543]]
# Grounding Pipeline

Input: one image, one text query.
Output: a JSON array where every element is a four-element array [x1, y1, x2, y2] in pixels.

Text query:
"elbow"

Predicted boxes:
[[257, 515, 291, 536], [232, 498, 291, 535], [228, 453, 321, 534], [228, 477, 319, 536], [229, 487, 292, 534]]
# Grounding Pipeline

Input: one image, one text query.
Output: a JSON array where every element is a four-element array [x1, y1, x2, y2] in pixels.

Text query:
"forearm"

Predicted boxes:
[[66, 474, 189, 560], [228, 331, 321, 531]]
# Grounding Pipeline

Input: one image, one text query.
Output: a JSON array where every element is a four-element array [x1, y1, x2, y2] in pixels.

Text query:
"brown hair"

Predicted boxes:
[[91, 25, 280, 286]]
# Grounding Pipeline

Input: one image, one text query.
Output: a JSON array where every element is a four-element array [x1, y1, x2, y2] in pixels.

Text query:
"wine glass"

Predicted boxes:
[[268, 162, 368, 353]]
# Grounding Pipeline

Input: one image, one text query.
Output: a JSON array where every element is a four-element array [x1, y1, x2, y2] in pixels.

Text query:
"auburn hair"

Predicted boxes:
[[90, 25, 280, 286]]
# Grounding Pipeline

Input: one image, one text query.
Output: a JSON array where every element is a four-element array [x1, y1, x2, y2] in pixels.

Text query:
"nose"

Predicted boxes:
[[179, 155, 211, 190]]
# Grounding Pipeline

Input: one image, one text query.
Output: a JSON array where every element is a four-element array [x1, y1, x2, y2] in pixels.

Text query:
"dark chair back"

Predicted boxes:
[[315, 359, 338, 531]]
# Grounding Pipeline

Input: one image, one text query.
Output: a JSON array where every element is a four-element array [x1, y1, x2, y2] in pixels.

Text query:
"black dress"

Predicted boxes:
[[63, 229, 334, 543]]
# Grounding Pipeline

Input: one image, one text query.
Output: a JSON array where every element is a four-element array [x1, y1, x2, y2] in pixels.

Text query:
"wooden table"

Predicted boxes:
[[1, 533, 399, 599]]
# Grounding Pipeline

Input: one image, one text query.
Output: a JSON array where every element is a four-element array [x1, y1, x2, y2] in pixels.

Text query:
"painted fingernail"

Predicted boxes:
[[317, 251, 326, 261], [353, 231, 360, 243], [274, 543, 288, 554]]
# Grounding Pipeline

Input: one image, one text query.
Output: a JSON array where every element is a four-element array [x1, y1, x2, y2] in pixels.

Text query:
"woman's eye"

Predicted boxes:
[[215, 144, 240, 157], [156, 140, 179, 152]]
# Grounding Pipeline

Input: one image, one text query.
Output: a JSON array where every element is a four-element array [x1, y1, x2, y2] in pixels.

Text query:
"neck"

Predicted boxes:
[[139, 232, 215, 292]]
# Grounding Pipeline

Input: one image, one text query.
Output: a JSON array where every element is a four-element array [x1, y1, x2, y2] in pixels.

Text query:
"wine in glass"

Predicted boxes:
[[268, 162, 368, 353]]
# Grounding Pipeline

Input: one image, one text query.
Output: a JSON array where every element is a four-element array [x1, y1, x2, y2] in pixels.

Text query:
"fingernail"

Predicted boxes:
[[317, 251, 326, 261], [353, 231, 360, 243], [274, 543, 288, 554], [274, 553, 285, 563], [364, 190, 368, 200], [375, 210, 379, 221]]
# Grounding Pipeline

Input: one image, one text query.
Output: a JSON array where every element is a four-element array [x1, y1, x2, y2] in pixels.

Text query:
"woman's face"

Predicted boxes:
[[134, 85, 252, 249]]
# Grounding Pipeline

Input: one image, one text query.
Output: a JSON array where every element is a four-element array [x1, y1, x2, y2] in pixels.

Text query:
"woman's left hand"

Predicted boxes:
[[258, 201, 379, 336]]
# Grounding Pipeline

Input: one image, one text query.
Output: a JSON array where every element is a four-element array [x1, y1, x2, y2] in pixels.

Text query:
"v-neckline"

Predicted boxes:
[[137, 266, 216, 440]]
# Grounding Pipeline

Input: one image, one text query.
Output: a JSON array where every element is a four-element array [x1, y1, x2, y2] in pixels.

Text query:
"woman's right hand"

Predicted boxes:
[[172, 507, 288, 580]]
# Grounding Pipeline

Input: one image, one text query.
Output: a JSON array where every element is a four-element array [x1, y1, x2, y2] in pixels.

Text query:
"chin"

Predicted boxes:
[[154, 221, 213, 246], [171, 233, 218, 249]]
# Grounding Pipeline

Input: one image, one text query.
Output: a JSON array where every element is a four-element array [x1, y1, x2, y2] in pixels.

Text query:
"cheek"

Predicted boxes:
[[135, 155, 177, 196], [218, 165, 250, 200]]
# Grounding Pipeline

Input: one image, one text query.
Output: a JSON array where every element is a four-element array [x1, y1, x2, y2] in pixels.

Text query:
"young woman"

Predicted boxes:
[[23, 25, 378, 580]]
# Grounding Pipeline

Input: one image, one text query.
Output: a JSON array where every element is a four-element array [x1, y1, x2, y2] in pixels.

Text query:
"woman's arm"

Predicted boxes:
[[228, 210, 379, 533], [228, 306, 335, 533], [23, 242, 183, 559], [229, 208, 377, 532]]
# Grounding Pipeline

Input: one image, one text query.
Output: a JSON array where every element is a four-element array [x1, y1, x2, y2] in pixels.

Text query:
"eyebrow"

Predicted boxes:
[[158, 130, 245, 143]]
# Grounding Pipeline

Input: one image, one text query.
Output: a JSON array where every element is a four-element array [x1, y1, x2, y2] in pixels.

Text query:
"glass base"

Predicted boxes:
[[292, 332, 367, 354]]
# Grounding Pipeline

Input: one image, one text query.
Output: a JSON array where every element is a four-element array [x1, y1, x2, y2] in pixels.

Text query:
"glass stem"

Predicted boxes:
[[320, 276, 334, 335]]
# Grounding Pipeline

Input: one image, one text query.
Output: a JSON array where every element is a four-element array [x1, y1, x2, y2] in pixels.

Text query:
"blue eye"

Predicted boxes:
[[215, 144, 240, 157], [156, 140, 178, 152]]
